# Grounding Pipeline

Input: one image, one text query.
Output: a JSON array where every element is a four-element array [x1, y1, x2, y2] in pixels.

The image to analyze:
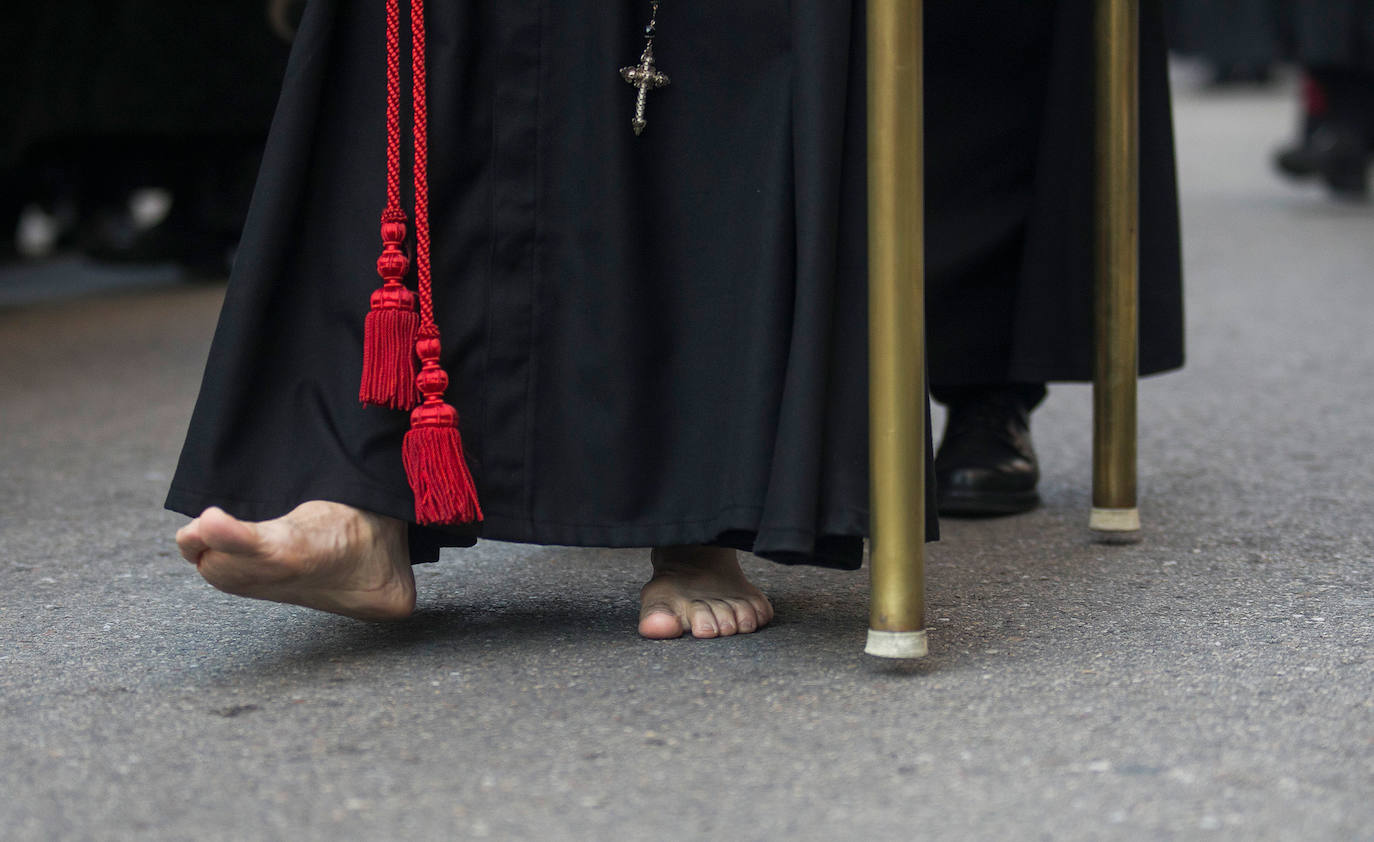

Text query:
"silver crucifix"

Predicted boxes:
[[621, 43, 670, 136]]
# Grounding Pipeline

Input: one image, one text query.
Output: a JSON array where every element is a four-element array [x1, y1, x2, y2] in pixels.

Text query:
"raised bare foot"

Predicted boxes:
[[175, 501, 415, 621], [639, 546, 774, 640]]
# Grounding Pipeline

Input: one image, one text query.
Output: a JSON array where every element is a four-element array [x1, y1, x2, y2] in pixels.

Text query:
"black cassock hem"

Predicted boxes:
[[166, 486, 874, 571]]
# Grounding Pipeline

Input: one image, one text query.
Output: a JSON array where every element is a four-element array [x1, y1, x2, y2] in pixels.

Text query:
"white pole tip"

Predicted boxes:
[[1090, 507, 1140, 532], [865, 629, 928, 659]]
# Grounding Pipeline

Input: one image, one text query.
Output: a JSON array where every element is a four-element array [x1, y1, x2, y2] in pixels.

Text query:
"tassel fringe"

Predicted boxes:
[[359, 216, 419, 409], [403, 416, 482, 525], [360, 306, 418, 409], [403, 338, 482, 525]]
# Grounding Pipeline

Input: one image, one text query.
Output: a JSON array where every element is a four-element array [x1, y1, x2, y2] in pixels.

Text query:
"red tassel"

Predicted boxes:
[[360, 212, 419, 409], [402, 334, 483, 525], [362, 0, 419, 410], [385, 0, 481, 524]]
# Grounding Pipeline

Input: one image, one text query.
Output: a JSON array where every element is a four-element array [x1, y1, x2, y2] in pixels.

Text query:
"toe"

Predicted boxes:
[[725, 598, 758, 633], [196, 507, 266, 556], [688, 600, 719, 638], [175, 520, 209, 564], [750, 594, 775, 627], [707, 599, 739, 636], [638, 607, 686, 639]]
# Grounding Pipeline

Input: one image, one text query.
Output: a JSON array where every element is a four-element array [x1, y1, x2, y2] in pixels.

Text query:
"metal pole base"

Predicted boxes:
[[1090, 506, 1141, 543], [865, 629, 928, 659]]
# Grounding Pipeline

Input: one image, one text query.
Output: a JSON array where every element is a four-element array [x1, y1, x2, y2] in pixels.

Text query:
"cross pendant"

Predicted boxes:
[[620, 45, 670, 136]]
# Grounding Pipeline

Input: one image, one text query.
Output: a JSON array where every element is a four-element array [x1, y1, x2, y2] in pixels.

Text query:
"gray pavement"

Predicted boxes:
[[2, 75, 1372, 841]]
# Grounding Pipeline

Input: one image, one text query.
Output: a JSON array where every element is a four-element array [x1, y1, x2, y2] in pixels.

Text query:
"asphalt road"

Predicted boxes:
[[1, 74, 1371, 841]]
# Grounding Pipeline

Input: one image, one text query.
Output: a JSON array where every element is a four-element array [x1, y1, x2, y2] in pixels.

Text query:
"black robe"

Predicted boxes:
[[167, 1, 1183, 568], [925, 1, 1183, 387]]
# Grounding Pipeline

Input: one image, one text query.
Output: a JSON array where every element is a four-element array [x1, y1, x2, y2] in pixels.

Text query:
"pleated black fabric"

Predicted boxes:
[[167, 1, 1184, 567]]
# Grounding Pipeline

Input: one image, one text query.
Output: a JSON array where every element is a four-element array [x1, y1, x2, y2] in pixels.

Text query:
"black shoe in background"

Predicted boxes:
[[934, 385, 1042, 517], [1274, 141, 1323, 179], [1309, 125, 1370, 200]]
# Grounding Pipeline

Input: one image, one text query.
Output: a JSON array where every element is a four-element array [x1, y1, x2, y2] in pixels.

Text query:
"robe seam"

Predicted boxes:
[[476, 0, 498, 515], [521, 0, 546, 525]]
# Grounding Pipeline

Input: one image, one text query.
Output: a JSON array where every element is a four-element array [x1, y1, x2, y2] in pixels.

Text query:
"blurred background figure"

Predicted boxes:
[[1271, 3, 1374, 198], [1, 2, 295, 274], [1168, 0, 1374, 199]]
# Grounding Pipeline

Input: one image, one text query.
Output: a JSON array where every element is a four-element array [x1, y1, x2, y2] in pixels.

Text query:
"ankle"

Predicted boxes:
[[650, 545, 737, 574]]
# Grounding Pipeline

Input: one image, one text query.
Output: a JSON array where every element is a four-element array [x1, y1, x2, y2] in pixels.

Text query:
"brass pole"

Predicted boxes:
[[866, 0, 927, 658], [1091, 0, 1141, 538]]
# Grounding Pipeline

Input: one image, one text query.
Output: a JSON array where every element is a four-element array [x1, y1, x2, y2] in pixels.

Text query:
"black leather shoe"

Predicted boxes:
[[935, 387, 1040, 517]]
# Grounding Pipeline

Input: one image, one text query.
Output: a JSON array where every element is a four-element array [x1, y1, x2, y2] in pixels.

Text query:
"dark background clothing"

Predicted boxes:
[[1, 2, 290, 264], [1166, 0, 1374, 70], [1288, 0, 1374, 69], [1167, 0, 1289, 71], [2, 2, 287, 165], [167, 1, 1182, 568]]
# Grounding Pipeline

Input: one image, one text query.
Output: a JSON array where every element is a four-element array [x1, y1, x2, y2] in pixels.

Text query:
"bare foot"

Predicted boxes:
[[639, 546, 774, 639], [175, 501, 415, 621]]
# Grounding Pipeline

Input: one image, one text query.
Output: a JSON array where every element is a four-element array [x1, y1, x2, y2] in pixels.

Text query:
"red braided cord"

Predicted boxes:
[[410, 0, 437, 335], [384, 0, 404, 219]]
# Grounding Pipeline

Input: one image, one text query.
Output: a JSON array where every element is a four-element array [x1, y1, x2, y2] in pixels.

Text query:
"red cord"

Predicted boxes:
[[410, 0, 436, 336], [385, 0, 403, 215]]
